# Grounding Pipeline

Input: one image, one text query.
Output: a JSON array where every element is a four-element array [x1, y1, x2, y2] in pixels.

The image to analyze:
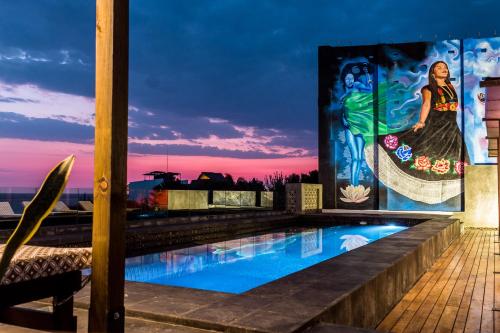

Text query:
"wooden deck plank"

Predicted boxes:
[[376, 231, 474, 332], [480, 231, 495, 333], [494, 243, 500, 311], [419, 229, 483, 332], [463, 230, 491, 333], [495, 263, 500, 310], [494, 311, 500, 333], [402, 230, 479, 333], [452, 229, 489, 333], [434, 230, 486, 333], [377, 229, 500, 333], [378, 230, 477, 332], [435, 305, 460, 333]]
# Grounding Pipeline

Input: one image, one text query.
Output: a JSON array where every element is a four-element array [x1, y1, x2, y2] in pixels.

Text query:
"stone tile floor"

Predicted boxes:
[[0, 306, 216, 333]]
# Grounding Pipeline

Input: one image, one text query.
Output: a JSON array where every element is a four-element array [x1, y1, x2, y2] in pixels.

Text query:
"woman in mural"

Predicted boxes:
[[370, 60, 469, 204], [339, 70, 373, 188]]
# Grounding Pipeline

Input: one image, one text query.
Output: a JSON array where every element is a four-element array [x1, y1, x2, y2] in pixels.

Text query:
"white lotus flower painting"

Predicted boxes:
[[339, 185, 370, 203]]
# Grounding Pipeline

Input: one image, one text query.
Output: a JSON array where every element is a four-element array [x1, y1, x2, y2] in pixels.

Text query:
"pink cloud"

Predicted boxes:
[[0, 139, 317, 189], [129, 129, 310, 157], [0, 80, 95, 126]]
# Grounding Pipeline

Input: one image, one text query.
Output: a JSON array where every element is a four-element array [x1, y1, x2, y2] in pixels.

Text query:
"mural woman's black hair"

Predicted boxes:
[[426, 60, 456, 96]]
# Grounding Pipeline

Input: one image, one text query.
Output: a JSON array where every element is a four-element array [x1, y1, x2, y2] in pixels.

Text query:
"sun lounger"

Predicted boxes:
[[23, 201, 79, 214], [0, 244, 92, 331], [0, 202, 18, 218], [54, 201, 71, 212], [78, 200, 93, 212]]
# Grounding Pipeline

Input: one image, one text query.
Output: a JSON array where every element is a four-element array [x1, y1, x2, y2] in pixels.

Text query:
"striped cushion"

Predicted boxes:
[[0, 245, 92, 285]]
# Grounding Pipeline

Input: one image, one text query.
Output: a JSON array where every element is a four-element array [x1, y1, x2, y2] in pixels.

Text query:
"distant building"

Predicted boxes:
[[190, 172, 231, 190], [128, 171, 187, 206], [143, 171, 181, 182], [197, 172, 225, 182]]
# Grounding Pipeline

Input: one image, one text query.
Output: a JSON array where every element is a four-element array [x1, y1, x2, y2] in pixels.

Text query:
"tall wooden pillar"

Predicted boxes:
[[89, 0, 129, 332]]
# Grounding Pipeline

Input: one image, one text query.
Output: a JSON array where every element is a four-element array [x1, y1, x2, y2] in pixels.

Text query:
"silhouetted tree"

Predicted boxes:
[[300, 170, 319, 183], [235, 177, 249, 190], [286, 173, 300, 183], [248, 178, 265, 191], [224, 173, 235, 188], [264, 171, 285, 192]]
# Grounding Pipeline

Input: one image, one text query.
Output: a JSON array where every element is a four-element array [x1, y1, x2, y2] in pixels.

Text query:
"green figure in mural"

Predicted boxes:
[[340, 72, 373, 186]]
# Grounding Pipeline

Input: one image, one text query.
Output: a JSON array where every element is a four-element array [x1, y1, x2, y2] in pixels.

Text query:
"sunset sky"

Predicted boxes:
[[0, 0, 498, 188]]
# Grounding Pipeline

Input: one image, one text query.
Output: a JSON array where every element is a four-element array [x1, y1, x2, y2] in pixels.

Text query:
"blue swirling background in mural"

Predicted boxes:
[[463, 37, 500, 164]]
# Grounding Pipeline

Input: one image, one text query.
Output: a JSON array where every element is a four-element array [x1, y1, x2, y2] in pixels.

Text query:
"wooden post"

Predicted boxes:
[[89, 0, 128, 332]]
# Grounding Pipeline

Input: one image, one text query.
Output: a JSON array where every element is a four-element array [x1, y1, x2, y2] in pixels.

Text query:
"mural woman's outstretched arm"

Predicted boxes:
[[413, 88, 431, 133]]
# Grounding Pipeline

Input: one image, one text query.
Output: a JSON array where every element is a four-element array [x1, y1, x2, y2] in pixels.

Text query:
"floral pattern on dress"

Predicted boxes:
[[395, 144, 412, 162], [431, 159, 451, 175], [454, 161, 468, 175], [384, 135, 399, 150], [413, 156, 432, 171]]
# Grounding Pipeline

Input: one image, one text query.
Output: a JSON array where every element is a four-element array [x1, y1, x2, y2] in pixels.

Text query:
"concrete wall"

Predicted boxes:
[[261, 192, 273, 208], [167, 190, 209, 210], [240, 191, 256, 207], [464, 165, 498, 228], [213, 191, 256, 207], [286, 183, 323, 213]]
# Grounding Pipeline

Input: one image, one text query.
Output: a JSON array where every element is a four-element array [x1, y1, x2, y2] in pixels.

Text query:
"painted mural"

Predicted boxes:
[[463, 37, 500, 164], [321, 46, 377, 209], [319, 37, 500, 211]]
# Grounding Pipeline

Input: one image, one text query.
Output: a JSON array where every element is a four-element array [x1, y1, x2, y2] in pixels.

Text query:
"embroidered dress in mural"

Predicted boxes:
[[382, 84, 468, 180], [365, 82, 469, 204]]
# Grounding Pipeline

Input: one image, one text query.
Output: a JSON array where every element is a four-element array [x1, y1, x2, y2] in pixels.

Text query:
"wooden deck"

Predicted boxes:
[[377, 228, 500, 333]]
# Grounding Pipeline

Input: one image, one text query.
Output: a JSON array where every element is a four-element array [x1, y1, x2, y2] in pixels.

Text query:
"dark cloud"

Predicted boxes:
[[0, 2, 94, 96], [128, 142, 304, 159], [128, 110, 243, 140], [0, 0, 498, 142], [0, 112, 94, 143], [267, 129, 317, 152], [0, 111, 315, 158]]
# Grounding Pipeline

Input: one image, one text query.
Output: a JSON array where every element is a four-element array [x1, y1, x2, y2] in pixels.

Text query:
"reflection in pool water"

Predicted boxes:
[[340, 234, 369, 251], [125, 225, 407, 293]]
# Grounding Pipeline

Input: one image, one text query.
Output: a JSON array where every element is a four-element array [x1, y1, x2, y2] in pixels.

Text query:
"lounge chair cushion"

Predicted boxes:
[[78, 201, 93, 212], [0, 202, 15, 216], [0, 245, 92, 285], [54, 201, 71, 212]]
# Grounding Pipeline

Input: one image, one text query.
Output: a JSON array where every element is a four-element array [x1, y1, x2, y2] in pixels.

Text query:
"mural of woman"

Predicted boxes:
[[365, 60, 469, 204], [339, 70, 372, 187]]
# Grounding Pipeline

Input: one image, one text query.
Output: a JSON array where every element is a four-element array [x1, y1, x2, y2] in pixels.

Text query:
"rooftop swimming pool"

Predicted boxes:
[[124, 225, 407, 293]]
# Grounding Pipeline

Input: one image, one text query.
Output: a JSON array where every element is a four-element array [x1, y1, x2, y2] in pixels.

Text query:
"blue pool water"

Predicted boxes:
[[125, 225, 407, 293]]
